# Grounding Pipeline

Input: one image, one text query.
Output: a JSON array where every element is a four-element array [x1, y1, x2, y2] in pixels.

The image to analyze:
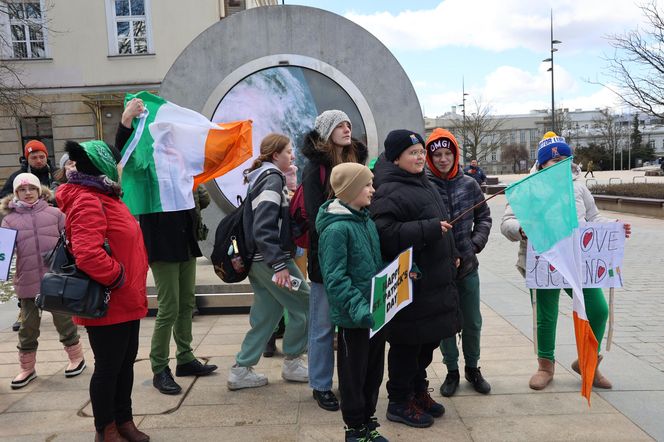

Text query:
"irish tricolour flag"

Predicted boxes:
[[119, 91, 252, 215], [506, 157, 598, 404]]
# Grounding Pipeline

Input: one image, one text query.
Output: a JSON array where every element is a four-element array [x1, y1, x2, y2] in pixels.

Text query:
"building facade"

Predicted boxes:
[[0, 0, 276, 181], [425, 108, 664, 175]]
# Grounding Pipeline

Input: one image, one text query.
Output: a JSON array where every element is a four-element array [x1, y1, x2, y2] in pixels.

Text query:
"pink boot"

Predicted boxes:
[[11, 351, 36, 389], [64, 341, 86, 378]]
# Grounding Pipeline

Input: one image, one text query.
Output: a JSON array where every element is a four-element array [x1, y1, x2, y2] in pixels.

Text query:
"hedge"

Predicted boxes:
[[590, 183, 664, 199]]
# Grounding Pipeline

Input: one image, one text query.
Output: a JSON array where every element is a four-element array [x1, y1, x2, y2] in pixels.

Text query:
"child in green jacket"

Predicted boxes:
[[316, 163, 387, 442]]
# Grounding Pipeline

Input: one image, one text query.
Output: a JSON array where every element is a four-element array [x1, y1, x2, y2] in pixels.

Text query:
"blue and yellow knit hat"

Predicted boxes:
[[537, 131, 572, 166]]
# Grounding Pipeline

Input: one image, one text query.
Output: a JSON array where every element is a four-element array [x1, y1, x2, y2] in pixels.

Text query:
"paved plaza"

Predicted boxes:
[[0, 175, 662, 441]]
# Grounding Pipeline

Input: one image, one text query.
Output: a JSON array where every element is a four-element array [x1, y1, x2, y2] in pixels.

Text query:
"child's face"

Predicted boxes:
[[349, 180, 375, 208], [542, 155, 569, 168], [394, 144, 426, 174], [16, 185, 40, 204], [431, 149, 455, 174], [272, 143, 294, 173]]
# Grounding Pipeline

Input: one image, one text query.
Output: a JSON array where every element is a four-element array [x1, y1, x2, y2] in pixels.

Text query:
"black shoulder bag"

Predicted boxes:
[[37, 208, 113, 319]]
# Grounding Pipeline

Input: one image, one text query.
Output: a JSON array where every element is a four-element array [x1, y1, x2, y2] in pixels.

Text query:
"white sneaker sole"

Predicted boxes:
[[227, 378, 268, 390], [282, 372, 308, 383]]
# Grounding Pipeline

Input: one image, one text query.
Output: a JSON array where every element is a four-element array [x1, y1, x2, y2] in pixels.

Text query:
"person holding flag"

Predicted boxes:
[[501, 132, 631, 395]]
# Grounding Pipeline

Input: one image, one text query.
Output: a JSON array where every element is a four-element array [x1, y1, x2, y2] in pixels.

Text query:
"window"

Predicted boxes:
[[0, 0, 47, 59], [649, 139, 655, 149], [520, 130, 526, 144], [20, 116, 54, 164], [491, 151, 497, 162], [104, 0, 153, 55], [530, 146, 536, 160]]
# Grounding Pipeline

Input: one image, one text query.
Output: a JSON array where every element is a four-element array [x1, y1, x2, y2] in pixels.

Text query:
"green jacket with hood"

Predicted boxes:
[[316, 198, 383, 329]]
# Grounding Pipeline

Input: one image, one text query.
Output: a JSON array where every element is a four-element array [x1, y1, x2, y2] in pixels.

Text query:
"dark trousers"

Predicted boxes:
[[87, 320, 140, 432], [337, 327, 386, 429], [386, 340, 439, 403]]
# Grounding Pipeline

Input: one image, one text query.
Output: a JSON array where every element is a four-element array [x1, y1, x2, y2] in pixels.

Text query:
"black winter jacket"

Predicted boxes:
[[301, 130, 368, 283], [370, 156, 462, 344], [0, 159, 54, 198], [428, 168, 492, 279]]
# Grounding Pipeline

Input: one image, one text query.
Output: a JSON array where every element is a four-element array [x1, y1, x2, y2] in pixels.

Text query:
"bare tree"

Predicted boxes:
[[0, 1, 52, 117], [501, 143, 529, 173], [592, 108, 627, 160], [601, 1, 664, 118], [453, 98, 507, 163]]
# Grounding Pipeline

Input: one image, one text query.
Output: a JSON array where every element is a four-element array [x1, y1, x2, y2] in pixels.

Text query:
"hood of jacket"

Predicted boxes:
[[245, 161, 281, 189], [425, 128, 460, 180], [316, 198, 370, 235], [301, 129, 369, 167], [0, 186, 53, 215]]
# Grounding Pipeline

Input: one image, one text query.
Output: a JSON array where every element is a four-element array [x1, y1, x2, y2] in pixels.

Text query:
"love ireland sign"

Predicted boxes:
[[526, 222, 626, 289]]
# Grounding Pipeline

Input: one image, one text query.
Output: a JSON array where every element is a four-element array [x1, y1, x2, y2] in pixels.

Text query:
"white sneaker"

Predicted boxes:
[[227, 365, 268, 390], [282, 356, 308, 382]]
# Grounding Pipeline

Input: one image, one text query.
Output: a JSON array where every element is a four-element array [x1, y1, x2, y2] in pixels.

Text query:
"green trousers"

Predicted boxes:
[[149, 259, 197, 373], [236, 260, 309, 367], [535, 288, 608, 361], [440, 269, 482, 371], [18, 298, 79, 352]]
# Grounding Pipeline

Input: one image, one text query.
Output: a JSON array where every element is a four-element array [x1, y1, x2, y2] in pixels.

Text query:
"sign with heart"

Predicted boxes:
[[526, 222, 626, 289]]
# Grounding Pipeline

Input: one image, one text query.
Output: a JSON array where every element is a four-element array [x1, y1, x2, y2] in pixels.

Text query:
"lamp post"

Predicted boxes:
[[459, 78, 469, 165], [542, 10, 562, 133]]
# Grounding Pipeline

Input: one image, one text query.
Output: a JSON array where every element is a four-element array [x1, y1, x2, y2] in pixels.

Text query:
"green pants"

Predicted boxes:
[[236, 260, 309, 367], [149, 259, 197, 373], [440, 269, 482, 371], [18, 298, 79, 352], [535, 288, 608, 361]]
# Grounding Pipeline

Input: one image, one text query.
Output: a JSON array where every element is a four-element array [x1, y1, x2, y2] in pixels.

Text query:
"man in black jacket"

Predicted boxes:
[[117, 98, 218, 396], [0, 140, 54, 198]]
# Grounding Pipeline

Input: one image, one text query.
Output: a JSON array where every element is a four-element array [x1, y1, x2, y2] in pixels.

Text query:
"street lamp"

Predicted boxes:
[[459, 78, 469, 165], [542, 10, 562, 133]]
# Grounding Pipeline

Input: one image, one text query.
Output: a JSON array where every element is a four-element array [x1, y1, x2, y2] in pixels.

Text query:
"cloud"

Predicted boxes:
[[345, 0, 644, 53], [417, 64, 622, 116]]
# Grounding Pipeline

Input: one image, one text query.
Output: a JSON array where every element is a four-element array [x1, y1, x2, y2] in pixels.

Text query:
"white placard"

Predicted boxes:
[[0, 227, 18, 281], [526, 222, 625, 289]]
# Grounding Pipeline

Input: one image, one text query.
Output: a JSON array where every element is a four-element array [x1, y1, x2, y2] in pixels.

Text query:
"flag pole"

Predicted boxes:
[[449, 187, 506, 225], [606, 287, 614, 351]]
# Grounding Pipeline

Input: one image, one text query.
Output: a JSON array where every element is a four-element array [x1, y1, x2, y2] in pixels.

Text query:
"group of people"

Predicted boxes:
[[1, 99, 630, 442]]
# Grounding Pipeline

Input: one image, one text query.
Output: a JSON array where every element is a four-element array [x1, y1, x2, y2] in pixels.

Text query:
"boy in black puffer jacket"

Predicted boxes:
[[370, 130, 462, 429]]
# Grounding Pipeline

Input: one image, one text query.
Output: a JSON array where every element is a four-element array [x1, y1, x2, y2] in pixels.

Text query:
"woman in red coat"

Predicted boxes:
[[56, 131, 149, 442]]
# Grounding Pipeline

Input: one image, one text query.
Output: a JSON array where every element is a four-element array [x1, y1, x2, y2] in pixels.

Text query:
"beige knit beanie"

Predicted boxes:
[[330, 163, 373, 204]]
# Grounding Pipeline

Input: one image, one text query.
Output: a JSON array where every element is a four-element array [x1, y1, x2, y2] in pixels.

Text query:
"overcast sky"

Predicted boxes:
[[287, 0, 652, 117]]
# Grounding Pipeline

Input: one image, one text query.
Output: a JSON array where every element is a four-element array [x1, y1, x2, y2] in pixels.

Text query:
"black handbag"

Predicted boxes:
[[36, 231, 112, 319]]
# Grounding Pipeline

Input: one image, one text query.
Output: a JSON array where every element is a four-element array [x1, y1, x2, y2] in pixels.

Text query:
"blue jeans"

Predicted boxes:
[[308, 282, 335, 391]]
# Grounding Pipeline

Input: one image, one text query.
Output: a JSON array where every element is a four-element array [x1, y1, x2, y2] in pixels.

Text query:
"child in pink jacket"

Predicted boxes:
[[1, 173, 86, 389]]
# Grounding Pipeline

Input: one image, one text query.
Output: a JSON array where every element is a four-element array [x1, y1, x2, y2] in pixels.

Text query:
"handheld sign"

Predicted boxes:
[[0, 227, 18, 281], [369, 247, 414, 337], [526, 222, 625, 289]]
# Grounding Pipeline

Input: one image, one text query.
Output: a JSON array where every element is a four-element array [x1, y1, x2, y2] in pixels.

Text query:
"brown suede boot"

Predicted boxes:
[[95, 422, 128, 442], [529, 358, 555, 390], [117, 420, 150, 442], [571, 354, 612, 389]]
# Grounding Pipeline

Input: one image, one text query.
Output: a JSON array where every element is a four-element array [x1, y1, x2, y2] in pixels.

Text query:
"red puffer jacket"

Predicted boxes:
[[56, 183, 148, 326]]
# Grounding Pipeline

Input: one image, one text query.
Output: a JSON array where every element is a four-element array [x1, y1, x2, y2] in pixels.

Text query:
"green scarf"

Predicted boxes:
[[80, 140, 118, 182]]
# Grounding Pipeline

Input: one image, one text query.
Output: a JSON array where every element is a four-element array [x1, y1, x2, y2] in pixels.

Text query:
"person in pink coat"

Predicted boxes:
[[1, 173, 86, 390]]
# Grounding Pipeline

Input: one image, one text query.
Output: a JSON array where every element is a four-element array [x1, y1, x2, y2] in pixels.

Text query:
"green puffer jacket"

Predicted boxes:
[[316, 199, 383, 329]]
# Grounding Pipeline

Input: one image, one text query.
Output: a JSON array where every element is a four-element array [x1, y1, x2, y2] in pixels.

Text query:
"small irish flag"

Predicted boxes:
[[119, 91, 252, 215], [506, 157, 598, 404]]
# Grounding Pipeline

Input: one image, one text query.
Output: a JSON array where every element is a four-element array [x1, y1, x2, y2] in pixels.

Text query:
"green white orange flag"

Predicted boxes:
[[505, 157, 598, 404], [118, 91, 252, 215]]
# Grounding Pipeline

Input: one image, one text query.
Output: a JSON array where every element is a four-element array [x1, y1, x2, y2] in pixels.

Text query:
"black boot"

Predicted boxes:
[[465, 366, 491, 394], [440, 370, 460, 397], [263, 333, 277, 358], [153, 367, 181, 395]]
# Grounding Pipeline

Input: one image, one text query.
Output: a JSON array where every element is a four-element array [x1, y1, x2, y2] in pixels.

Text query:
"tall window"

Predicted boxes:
[[491, 151, 497, 162], [105, 0, 153, 55], [0, 0, 47, 59], [19, 116, 54, 164], [520, 130, 526, 144], [530, 146, 536, 160]]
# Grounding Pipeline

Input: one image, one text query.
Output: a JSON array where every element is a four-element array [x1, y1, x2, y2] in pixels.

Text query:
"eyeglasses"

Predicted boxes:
[[407, 149, 427, 157]]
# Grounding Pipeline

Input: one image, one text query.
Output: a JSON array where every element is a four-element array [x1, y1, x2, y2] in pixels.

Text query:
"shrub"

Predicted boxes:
[[590, 183, 664, 199]]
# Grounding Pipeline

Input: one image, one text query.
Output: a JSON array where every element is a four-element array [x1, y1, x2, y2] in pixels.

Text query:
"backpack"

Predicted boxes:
[[211, 169, 279, 283], [289, 164, 325, 248]]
